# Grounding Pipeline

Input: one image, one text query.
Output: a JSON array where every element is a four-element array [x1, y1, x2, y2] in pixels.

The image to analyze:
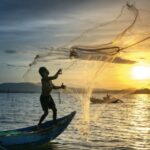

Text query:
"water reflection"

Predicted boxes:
[[10, 143, 58, 150], [128, 94, 150, 150], [0, 93, 150, 150]]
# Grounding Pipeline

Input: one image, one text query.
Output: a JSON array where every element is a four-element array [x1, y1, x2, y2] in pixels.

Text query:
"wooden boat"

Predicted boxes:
[[90, 97, 104, 104], [90, 97, 123, 104], [0, 111, 76, 149]]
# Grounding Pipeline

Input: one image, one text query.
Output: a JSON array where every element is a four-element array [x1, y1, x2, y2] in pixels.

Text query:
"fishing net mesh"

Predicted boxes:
[[22, 3, 150, 136]]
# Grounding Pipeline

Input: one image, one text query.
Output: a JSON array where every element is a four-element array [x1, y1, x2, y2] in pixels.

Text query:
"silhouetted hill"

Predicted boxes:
[[0, 82, 150, 94], [133, 88, 150, 94], [67, 87, 150, 94], [0, 82, 41, 93]]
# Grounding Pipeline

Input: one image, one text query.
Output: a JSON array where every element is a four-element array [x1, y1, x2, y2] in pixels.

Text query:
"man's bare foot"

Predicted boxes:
[[37, 124, 42, 130]]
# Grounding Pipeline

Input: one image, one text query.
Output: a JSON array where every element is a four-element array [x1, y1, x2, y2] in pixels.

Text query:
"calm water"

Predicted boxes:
[[0, 93, 150, 150]]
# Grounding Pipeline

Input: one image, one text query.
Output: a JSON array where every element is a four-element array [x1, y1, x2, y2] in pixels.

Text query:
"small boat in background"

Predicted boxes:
[[90, 94, 123, 104], [0, 111, 76, 149]]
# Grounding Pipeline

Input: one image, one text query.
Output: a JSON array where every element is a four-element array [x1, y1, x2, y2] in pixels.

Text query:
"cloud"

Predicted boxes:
[[0, 0, 126, 51], [100, 56, 136, 64], [0, 63, 27, 68], [4, 49, 17, 54], [0, 0, 124, 30], [0, 0, 88, 24], [85, 56, 136, 64], [113, 57, 136, 64], [6, 64, 27, 68]]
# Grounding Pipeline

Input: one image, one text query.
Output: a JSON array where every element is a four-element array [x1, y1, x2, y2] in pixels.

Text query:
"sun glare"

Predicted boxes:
[[132, 65, 150, 80]]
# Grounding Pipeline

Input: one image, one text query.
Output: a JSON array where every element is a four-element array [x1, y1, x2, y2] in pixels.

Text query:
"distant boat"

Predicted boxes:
[[0, 111, 76, 149], [90, 95, 123, 104]]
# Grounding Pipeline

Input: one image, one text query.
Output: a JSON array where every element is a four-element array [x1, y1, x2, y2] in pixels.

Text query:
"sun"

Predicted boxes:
[[132, 65, 150, 80]]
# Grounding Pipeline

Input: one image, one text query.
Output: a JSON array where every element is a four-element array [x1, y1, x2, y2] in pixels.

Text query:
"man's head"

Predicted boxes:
[[39, 67, 49, 77]]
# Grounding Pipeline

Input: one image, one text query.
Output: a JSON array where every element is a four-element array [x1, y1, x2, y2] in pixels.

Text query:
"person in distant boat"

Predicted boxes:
[[103, 94, 110, 100], [38, 67, 66, 127]]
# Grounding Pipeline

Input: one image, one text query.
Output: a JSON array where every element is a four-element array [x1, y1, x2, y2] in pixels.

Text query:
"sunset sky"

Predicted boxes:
[[0, 0, 150, 89]]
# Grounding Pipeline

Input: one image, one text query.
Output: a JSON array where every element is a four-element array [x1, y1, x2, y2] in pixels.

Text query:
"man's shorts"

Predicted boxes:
[[40, 95, 56, 111]]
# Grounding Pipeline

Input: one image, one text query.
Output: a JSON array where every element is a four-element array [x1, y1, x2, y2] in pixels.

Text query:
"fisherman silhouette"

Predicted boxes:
[[38, 67, 66, 127]]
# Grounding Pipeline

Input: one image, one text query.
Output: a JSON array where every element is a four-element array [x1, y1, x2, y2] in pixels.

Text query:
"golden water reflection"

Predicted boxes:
[[128, 94, 150, 149]]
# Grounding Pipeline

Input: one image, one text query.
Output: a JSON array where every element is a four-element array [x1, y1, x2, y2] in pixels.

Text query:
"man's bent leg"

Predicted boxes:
[[52, 107, 57, 122], [38, 110, 48, 126], [49, 95, 57, 122]]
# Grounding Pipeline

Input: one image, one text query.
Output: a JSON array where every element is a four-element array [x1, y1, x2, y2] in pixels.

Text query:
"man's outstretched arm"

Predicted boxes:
[[48, 69, 62, 80]]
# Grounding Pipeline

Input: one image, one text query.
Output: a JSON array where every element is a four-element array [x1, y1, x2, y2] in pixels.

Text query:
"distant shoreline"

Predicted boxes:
[[0, 91, 150, 94], [0, 82, 150, 94]]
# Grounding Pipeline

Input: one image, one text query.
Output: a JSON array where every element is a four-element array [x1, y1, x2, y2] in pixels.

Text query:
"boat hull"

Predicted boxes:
[[90, 97, 123, 104], [0, 111, 76, 148]]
